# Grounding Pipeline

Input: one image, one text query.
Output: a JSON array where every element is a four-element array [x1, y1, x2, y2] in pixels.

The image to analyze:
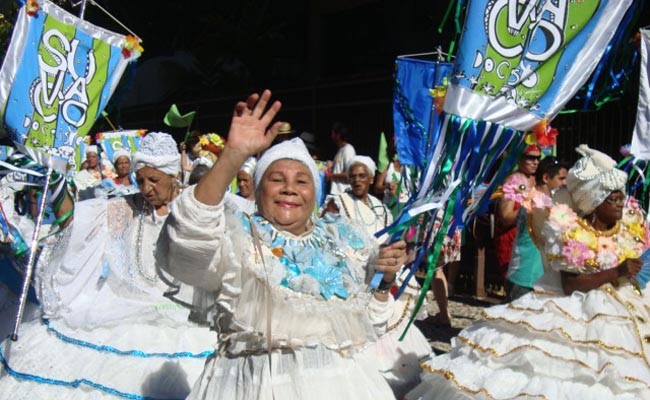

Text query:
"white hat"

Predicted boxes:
[[131, 132, 181, 176], [566, 144, 627, 216], [85, 145, 98, 155], [239, 157, 257, 176], [347, 155, 377, 177], [112, 148, 131, 163], [192, 156, 214, 169], [254, 138, 320, 192]]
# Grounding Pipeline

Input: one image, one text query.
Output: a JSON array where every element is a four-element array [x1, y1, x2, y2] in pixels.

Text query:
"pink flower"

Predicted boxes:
[[549, 204, 577, 229], [597, 237, 616, 253], [502, 174, 530, 204], [562, 239, 594, 267], [530, 191, 552, 209]]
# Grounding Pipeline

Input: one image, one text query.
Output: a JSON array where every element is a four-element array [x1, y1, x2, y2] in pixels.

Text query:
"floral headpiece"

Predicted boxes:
[[192, 133, 226, 163]]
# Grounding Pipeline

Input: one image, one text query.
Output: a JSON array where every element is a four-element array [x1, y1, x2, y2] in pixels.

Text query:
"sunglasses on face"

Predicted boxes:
[[522, 154, 541, 161]]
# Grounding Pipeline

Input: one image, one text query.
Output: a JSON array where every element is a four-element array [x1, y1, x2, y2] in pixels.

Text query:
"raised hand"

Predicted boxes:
[[225, 90, 283, 161]]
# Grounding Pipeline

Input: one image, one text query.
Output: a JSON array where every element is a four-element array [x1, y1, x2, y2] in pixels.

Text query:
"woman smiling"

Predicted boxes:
[[161, 90, 406, 399]]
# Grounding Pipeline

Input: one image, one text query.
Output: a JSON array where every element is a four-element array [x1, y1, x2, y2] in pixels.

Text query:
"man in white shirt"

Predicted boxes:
[[327, 122, 356, 195]]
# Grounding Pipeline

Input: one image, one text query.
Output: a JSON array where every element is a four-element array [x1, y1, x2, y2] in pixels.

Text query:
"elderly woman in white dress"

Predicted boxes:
[[0, 132, 216, 399], [160, 90, 407, 399], [407, 145, 650, 400], [323, 156, 393, 239]]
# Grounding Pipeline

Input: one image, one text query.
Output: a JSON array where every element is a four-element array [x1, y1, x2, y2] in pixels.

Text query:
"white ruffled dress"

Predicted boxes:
[[160, 186, 398, 400], [364, 273, 432, 399], [407, 204, 650, 400], [0, 195, 217, 400]]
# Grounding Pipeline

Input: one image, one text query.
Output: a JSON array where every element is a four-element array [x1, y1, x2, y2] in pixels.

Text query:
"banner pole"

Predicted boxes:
[[79, 0, 88, 19], [11, 165, 53, 341]]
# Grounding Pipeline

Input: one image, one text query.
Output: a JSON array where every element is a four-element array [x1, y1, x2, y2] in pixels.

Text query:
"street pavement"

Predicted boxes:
[[416, 293, 504, 354]]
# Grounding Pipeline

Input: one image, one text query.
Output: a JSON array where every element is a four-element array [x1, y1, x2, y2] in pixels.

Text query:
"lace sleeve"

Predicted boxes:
[[159, 186, 227, 290]]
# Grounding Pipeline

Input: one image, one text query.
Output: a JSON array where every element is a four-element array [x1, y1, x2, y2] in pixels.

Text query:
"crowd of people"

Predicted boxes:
[[0, 89, 648, 400]]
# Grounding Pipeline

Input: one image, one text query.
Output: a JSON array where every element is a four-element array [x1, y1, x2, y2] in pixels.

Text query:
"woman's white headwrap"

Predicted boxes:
[[192, 156, 214, 169], [566, 144, 627, 216], [85, 145, 98, 156], [347, 155, 377, 177], [131, 132, 181, 177], [240, 157, 257, 176], [254, 138, 320, 191], [112, 148, 131, 163]]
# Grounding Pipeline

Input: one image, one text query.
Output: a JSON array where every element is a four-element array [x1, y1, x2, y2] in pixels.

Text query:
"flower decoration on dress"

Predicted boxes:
[[502, 174, 530, 204], [562, 239, 595, 267], [502, 174, 551, 211], [548, 203, 577, 229], [26, 0, 40, 16], [121, 35, 143, 59], [544, 201, 648, 273], [244, 214, 365, 300]]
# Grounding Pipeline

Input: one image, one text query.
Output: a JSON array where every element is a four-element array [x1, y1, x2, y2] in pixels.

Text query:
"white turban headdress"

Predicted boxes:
[[239, 157, 257, 176], [254, 138, 320, 191], [347, 155, 377, 177], [566, 144, 627, 216], [112, 148, 131, 163], [131, 132, 181, 176], [192, 156, 214, 169], [85, 145, 98, 155]]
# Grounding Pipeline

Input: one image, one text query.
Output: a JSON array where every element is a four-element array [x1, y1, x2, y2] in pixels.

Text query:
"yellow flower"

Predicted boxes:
[[573, 228, 597, 250], [198, 136, 210, 146], [627, 222, 645, 239]]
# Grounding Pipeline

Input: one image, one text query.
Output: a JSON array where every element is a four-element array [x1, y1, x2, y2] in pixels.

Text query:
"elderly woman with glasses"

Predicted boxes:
[[407, 145, 650, 400], [322, 156, 393, 240], [160, 90, 407, 400]]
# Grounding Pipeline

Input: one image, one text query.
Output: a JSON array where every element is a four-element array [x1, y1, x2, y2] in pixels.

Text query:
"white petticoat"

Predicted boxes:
[[406, 282, 650, 400], [0, 316, 215, 400], [369, 293, 432, 398]]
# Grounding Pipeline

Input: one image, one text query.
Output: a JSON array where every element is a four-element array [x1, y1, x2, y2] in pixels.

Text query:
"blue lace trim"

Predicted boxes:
[[0, 342, 183, 400], [43, 319, 214, 359]]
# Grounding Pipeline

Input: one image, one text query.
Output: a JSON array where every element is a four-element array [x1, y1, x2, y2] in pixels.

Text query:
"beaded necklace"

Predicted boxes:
[[135, 201, 158, 282], [340, 192, 387, 231]]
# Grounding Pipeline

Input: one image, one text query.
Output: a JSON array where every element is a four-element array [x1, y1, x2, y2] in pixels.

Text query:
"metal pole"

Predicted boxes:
[[79, 0, 88, 20], [11, 165, 53, 341]]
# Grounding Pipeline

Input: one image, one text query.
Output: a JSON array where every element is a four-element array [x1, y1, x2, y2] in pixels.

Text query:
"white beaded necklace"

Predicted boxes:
[[135, 201, 158, 282]]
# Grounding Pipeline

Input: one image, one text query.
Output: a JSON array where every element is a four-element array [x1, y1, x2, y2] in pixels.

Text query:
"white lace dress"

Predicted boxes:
[[406, 204, 650, 400], [0, 195, 217, 399], [160, 186, 398, 400]]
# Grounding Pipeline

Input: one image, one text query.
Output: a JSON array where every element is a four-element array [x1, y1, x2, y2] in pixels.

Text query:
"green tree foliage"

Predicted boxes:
[[0, 3, 19, 60]]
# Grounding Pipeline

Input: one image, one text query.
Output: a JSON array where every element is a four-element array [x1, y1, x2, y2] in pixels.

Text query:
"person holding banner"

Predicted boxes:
[[0, 132, 217, 399], [159, 90, 406, 400], [406, 146, 650, 400]]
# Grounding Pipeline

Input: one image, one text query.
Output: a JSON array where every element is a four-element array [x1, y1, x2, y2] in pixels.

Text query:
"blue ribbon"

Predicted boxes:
[[0, 342, 184, 400], [43, 319, 214, 359]]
